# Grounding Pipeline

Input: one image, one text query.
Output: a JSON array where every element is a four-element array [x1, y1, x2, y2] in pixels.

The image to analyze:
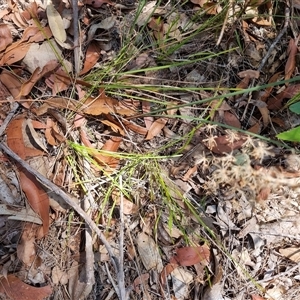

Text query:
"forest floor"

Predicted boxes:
[[1, 0, 300, 299]]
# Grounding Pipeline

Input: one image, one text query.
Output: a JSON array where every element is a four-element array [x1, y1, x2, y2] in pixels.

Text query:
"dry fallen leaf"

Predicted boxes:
[[82, 90, 136, 116], [160, 263, 178, 286], [0, 24, 13, 51], [79, 41, 101, 75], [223, 111, 241, 128], [80, 129, 122, 169], [279, 247, 300, 262], [260, 72, 281, 102], [121, 119, 148, 135], [0, 274, 52, 300], [0, 69, 24, 100], [285, 38, 298, 82], [204, 134, 247, 154], [145, 117, 168, 140], [6, 118, 45, 159], [171, 267, 194, 300], [202, 265, 224, 300], [101, 118, 125, 135], [17, 222, 38, 266], [7, 118, 50, 238], [112, 191, 139, 214], [170, 245, 210, 267], [137, 232, 163, 272], [252, 100, 269, 128], [267, 84, 300, 110], [238, 69, 260, 79], [46, 1, 66, 44], [0, 41, 31, 66]]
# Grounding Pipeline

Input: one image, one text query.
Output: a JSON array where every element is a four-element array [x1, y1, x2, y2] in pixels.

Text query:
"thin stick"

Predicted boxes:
[[216, 0, 233, 46], [118, 176, 127, 299], [0, 142, 127, 299], [72, 0, 80, 75], [258, 7, 290, 72], [0, 101, 18, 136]]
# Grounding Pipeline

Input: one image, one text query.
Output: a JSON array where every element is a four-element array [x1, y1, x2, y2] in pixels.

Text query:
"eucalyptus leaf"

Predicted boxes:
[[46, 1, 66, 44]]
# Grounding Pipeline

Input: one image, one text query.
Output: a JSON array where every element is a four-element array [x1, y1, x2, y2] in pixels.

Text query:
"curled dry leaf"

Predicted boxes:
[[6, 118, 45, 159], [10, 11, 28, 29], [35, 97, 77, 116], [87, 17, 116, 43], [45, 118, 57, 146], [0, 41, 31, 66], [73, 114, 86, 128], [25, 119, 48, 153], [97, 136, 122, 168], [0, 274, 52, 300], [29, 27, 53, 43], [121, 119, 148, 135], [0, 24, 13, 52], [145, 117, 168, 140], [18, 170, 50, 238], [45, 67, 71, 95], [285, 38, 297, 82], [247, 122, 261, 134], [79, 41, 101, 75], [203, 2, 222, 15], [101, 118, 125, 135]]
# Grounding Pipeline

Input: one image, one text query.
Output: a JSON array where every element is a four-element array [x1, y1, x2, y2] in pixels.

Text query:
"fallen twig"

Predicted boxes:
[[258, 6, 290, 72], [0, 101, 19, 137], [118, 176, 127, 299], [72, 0, 80, 75]]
